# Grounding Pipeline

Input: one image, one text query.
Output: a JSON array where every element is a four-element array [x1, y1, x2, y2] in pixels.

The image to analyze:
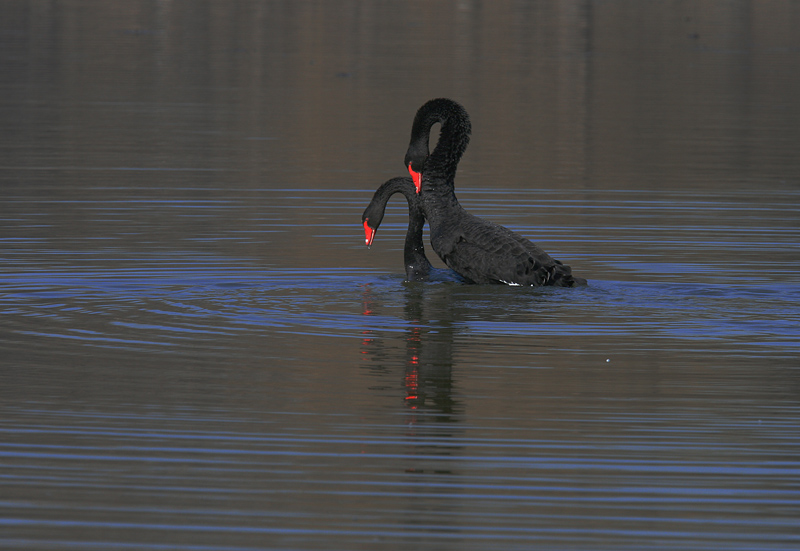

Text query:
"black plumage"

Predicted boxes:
[[404, 98, 585, 287], [362, 177, 432, 282]]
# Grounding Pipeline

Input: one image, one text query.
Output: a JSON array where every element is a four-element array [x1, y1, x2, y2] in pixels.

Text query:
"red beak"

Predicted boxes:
[[363, 219, 376, 247], [408, 165, 422, 194]]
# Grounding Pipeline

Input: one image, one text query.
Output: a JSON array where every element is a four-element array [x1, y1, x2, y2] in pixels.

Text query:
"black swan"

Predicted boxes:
[[404, 98, 585, 287], [362, 177, 433, 282]]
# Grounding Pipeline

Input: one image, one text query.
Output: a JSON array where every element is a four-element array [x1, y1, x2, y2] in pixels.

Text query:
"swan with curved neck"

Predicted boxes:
[[403, 98, 585, 287], [362, 177, 433, 282]]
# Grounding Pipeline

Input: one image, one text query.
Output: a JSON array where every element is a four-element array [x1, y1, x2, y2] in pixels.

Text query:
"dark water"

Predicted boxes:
[[2, 2, 800, 550]]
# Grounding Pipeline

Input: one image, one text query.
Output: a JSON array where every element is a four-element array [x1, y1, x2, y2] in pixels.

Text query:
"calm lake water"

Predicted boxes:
[[2, 1, 799, 550]]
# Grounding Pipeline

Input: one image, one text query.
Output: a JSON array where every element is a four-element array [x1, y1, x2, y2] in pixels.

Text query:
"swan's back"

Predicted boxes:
[[434, 210, 582, 286]]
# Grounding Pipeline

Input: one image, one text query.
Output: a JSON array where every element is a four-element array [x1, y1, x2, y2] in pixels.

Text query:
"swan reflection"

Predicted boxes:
[[359, 283, 460, 420]]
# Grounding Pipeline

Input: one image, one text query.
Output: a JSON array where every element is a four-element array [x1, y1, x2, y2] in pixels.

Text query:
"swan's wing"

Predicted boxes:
[[444, 214, 578, 286], [435, 217, 543, 285], [443, 240, 550, 285]]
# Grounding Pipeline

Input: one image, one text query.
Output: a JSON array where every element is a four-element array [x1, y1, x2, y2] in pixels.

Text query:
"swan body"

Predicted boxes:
[[404, 98, 585, 287]]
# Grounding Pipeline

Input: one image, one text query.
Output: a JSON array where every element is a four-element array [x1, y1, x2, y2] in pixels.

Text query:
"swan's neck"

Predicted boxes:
[[425, 112, 470, 181], [421, 188, 462, 225], [407, 99, 471, 182]]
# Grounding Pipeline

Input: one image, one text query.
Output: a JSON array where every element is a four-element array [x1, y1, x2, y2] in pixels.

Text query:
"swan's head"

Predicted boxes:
[[361, 207, 383, 247], [404, 144, 428, 195], [407, 164, 423, 194]]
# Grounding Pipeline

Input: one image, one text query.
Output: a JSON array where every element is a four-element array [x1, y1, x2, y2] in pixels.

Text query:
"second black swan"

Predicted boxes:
[[362, 177, 433, 282], [404, 98, 585, 287]]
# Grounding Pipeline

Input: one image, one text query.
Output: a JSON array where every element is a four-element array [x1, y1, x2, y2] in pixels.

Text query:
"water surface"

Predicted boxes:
[[2, 2, 799, 550]]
